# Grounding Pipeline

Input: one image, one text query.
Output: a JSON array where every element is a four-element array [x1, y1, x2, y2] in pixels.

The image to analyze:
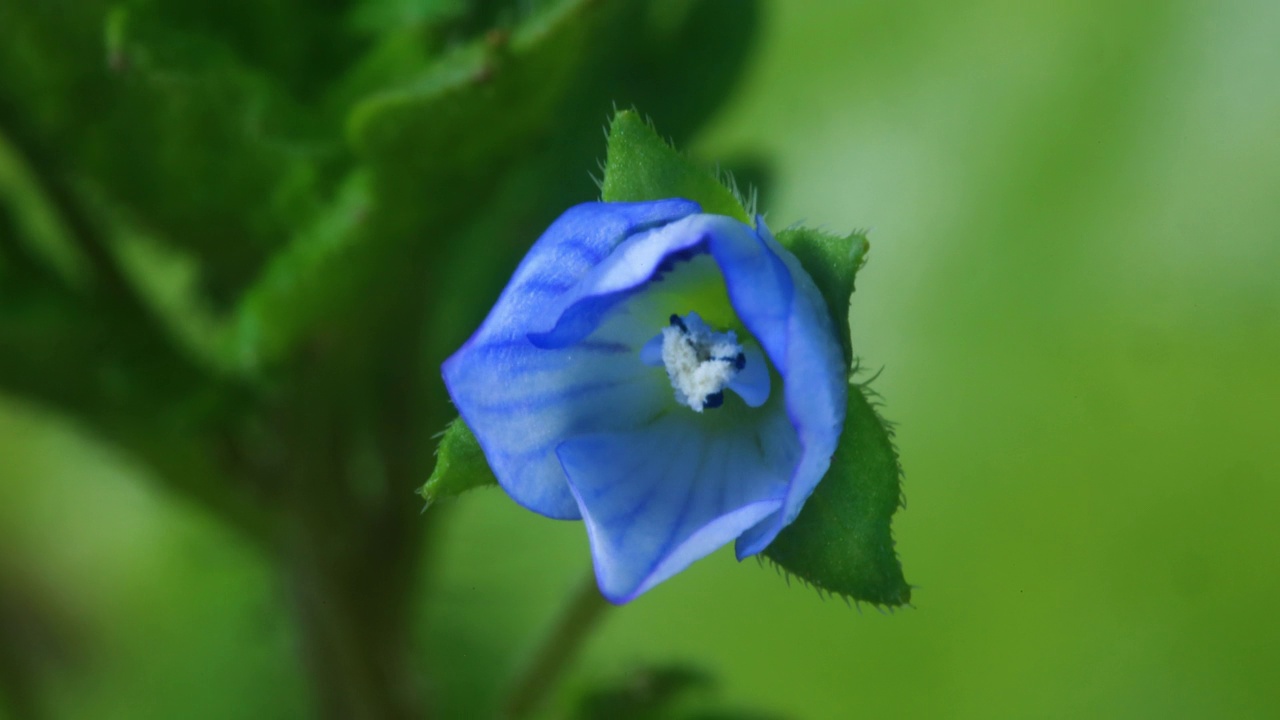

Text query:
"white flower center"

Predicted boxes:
[[658, 313, 745, 412]]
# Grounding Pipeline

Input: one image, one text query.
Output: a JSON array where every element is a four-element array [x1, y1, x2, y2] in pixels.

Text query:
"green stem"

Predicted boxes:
[[503, 572, 612, 719]]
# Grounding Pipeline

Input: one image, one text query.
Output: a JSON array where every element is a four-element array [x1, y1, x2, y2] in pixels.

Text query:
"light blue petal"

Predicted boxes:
[[727, 342, 770, 407], [556, 414, 790, 603], [731, 218, 847, 557], [443, 200, 700, 519]]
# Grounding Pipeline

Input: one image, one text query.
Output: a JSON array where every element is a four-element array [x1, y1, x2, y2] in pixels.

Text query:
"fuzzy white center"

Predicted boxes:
[[660, 315, 743, 412]]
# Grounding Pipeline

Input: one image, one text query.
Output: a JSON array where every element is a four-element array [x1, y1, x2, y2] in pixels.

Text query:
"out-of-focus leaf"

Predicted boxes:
[[762, 382, 910, 607], [418, 418, 498, 504], [99, 217, 231, 372], [573, 665, 786, 720], [139, 0, 361, 99], [229, 0, 608, 371], [575, 666, 713, 720], [349, 0, 602, 237], [98, 12, 330, 298], [325, 30, 441, 111], [775, 226, 869, 362], [683, 712, 789, 720], [0, 3, 330, 303], [611, 0, 762, 144], [224, 171, 372, 372], [0, 129, 86, 287], [347, 0, 465, 36], [600, 110, 751, 223]]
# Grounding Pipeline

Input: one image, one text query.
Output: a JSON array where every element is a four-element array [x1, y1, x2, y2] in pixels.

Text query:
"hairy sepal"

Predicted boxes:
[[420, 418, 498, 505]]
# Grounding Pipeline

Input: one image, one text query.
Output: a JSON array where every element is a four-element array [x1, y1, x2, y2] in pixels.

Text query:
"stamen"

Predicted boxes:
[[652, 311, 745, 412]]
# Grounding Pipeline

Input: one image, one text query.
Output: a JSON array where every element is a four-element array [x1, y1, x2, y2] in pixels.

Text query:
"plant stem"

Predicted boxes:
[[503, 572, 612, 720], [285, 523, 427, 720]]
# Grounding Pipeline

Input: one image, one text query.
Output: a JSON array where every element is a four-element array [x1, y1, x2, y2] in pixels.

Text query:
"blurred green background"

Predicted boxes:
[[2, 0, 1278, 718]]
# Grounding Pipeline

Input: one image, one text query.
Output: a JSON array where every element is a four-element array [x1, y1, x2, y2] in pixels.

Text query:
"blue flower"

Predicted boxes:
[[443, 200, 847, 603]]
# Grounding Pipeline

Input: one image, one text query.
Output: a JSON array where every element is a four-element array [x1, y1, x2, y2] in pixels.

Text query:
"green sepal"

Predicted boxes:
[[601, 110, 751, 223], [761, 382, 910, 607], [419, 418, 498, 505], [774, 227, 868, 362]]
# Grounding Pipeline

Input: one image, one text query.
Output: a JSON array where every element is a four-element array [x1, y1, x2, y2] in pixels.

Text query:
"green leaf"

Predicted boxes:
[[601, 110, 751, 223], [419, 418, 498, 504], [774, 227, 869, 362], [762, 382, 910, 607]]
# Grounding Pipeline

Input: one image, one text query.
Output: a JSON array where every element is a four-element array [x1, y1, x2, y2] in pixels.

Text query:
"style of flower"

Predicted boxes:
[[443, 199, 846, 603]]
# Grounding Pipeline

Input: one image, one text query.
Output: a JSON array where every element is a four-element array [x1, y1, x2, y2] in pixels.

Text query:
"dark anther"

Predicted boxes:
[[704, 391, 725, 409], [669, 314, 687, 331], [734, 352, 746, 370]]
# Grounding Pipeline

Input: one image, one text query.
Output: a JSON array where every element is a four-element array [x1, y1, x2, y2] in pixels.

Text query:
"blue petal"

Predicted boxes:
[[556, 411, 796, 603], [639, 333, 665, 366], [731, 218, 848, 557], [443, 200, 700, 519], [526, 216, 714, 350]]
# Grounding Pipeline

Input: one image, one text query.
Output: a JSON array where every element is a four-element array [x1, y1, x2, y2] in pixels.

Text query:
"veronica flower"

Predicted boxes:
[[443, 199, 846, 603]]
